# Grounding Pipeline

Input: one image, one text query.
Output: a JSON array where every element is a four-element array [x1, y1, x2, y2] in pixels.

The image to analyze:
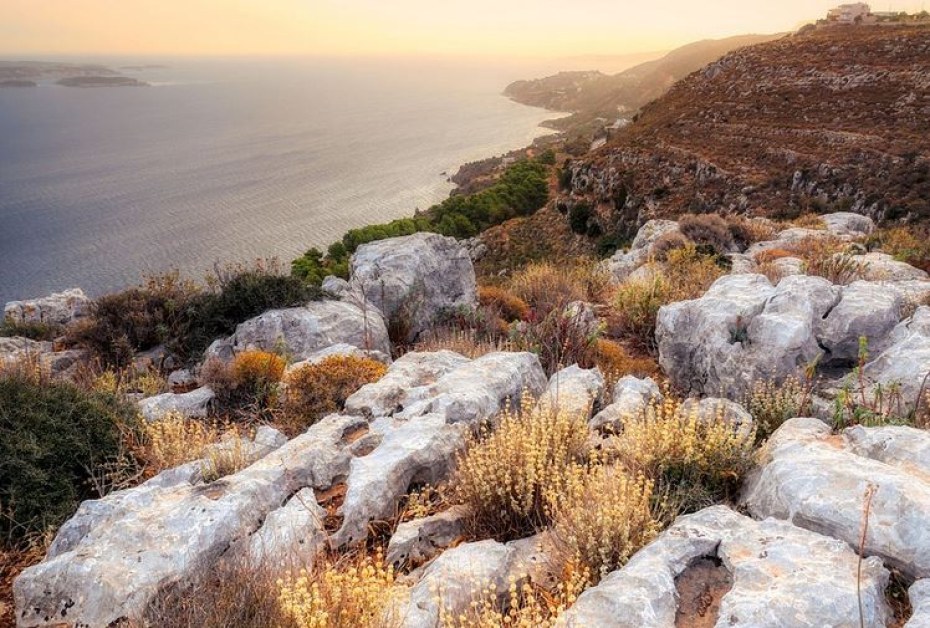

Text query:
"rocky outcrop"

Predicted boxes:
[[743, 418, 930, 580], [349, 233, 477, 342], [237, 487, 328, 571], [386, 506, 470, 570], [818, 280, 903, 364], [863, 306, 930, 413], [4, 288, 90, 326], [820, 211, 875, 237], [14, 415, 364, 627], [0, 337, 87, 379], [137, 386, 216, 422], [855, 252, 930, 282], [332, 414, 465, 547], [590, 375, 662, 432], [909, 580, 930, 628], [205, 299, 391, 362], [679, 397, 754, 436], [558, 505, 889, 627], [345, 350, 470, 418], [603, 219, 681, 282], [399, 540, 518, 628], [537, 365, 605, 419]]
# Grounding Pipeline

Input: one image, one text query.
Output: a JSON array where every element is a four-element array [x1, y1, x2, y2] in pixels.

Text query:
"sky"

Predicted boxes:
[[2, 0, 926, 58]]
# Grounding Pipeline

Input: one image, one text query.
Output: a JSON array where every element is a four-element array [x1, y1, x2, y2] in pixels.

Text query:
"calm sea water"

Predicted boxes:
[[0, 57, 558, 303]]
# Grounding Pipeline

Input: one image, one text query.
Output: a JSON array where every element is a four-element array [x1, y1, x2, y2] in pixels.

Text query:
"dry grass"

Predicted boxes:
[[592, 339, 661, 390], [277, 550, 405, 628], [138, 413, 250, 481], [745, 376, 813, 442], [607, 396, 757, 513], [609, 246, 724, 351], [477, 285, 531, 322], [414, 328, 512, 359], [92, 368, 167, 397], [449, 394, 591, 540], [280, 355, 387, 435], [789, 213, 827, 229], [872, 225, 930, 272], [507, 261, 608, 318], [552, 466, 658, 580]]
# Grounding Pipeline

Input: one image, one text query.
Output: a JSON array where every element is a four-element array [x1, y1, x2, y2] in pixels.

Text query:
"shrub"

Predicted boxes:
[[552, 466, 658, 579], [610, 246, 724, 351], [509, 303, 604, 375], [753, 248, 796, 264], [449, 394, 591, 540], [608, 396, 757, 513], [140, 413, 219, 473], [568, 202, 594, 235], [92, 368, 167, 397], [592, 339, 661, 389], [745, 376, 812, 442], [0, 318, 61, 341], [677, 214, 734, 255], [232, 350, 286, 406], [478, 286, 530, 322], [790, 213, 827, 229], [280, 355, 387, 435], [649, 232, 690, 261], [727, 216, 778, 249], [178, 260, 321, 358], [508, 262, 605, 318], [803, 251, 864, 285], [277, 550, 404, 628], [870, 226, 930, 273], [414, 327, 511, 359], [0, 372, 136, 545]]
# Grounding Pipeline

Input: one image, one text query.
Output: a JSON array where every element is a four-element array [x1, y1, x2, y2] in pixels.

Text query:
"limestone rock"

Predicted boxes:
[[239, 487, 328, 571], [208, 299, 391, 362], [4, 288, 90, 326], [862, 306, 930, 413], [908, 579, 930, 628], [558, 505, 889, 627], [345, 350, 471, 418], [537, 364, 605, 419], [14, 415, 362, 627], [819, 280, 904, 364], [679, 397, 754, 436], [590, 376, 662, 432], [821, 211, 875, 236], [349, 233, 477, 342], [400, 540, 517, 628], [332, 414, 465, 547], [386, 506, 470, 570], [137, 386, 216, 422], [743, 418, 930, 579], [604, 219, 681, 282], [855, 252, 929, 282]]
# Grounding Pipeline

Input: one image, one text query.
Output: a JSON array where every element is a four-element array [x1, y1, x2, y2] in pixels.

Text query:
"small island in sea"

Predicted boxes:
[[0, 60, 151, 87], [56, 76, 148, 88]]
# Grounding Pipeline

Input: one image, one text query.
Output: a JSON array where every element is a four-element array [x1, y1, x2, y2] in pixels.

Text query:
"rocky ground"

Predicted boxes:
[[3, 211, 930, 626]]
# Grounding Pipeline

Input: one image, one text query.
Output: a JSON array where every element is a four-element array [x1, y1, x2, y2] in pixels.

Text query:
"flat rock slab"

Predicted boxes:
[[743, 417, 930, 580], [558, 505, 889, 627]]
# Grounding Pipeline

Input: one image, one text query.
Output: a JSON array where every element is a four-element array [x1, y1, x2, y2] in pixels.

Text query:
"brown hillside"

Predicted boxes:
[[563, 25, 930, 240]]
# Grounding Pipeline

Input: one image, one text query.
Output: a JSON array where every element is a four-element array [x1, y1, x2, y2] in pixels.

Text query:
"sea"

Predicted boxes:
[[0, 56, 563, 303]]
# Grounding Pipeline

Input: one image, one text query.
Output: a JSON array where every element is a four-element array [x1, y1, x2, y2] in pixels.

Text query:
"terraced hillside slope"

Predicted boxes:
[[562, 25, 930, 242]]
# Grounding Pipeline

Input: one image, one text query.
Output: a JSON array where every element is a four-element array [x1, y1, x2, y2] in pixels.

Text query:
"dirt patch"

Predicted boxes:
[[315, 482, 347, 533], [675, 556, 734, 628]]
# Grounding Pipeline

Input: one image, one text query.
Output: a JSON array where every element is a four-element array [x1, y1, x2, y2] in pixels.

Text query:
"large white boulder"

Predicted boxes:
[[818, 280, 904, 364], [206, 299, 391, 362], [590, 375, 662, 432], [386, 506, 470, 570], [603, 219, 681, 282], [863, 305, 930, 413], [743, 418, 930, 579], [537, 364, 605, 419], [137, 386, 216, 422], [349, 233, 477, 342], [557, 505, 889, 627]]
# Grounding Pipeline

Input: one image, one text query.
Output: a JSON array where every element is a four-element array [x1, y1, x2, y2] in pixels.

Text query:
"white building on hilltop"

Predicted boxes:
[[827, 3, 873, 24]]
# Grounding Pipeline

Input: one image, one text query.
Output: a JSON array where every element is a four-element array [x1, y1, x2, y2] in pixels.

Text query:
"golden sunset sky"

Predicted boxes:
[[2, 0, 925, 57]]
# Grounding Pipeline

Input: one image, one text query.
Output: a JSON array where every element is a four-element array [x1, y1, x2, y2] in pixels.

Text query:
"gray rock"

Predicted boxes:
[[0, 337, 87, 379], [209, 299, 391, 362], [14, 414, 364, 627], [590, 376, 662, 432], [321, 275, 350, 296], [238, 488, 327, 572], [558, 505, 889, 628], [4, 288, 90, 326], [863, 306, 930, 413], [345, 350, 471, 418], [167, 368, 197, 392], [855, 252, 929, 282], [679, 397, 754, 437], [349, 233, 477, 342], [537, 365, 605, 419], [396, 351, 547, 425], [399, 540, 517, 628], [821, 212, 875, 237], [727, 253, 756, 274], [819, 280, 903, 364], [332, 414, 465, 547], [743, 417, 930, 579], [769, 255, 805, 279], [137, 386, 216, 422], [907, 579, 930, 628], [386, 506, 470, 570], [604, 219, 681, 282]]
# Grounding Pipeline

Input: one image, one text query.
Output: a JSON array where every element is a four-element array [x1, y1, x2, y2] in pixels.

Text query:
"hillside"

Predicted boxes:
[[503, 34, 780, 135], [560, 24, 930, 242]]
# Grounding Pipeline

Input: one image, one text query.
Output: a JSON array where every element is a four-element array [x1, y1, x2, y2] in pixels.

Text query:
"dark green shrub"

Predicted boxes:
[[677, 213, 735, 256], [568, 202, 594, 235], [0, 319, 61, 341], [0, 373, 136, 546]]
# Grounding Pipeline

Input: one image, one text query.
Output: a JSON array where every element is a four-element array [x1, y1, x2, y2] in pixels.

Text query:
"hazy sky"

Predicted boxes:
[[2, 0, 925, 57]]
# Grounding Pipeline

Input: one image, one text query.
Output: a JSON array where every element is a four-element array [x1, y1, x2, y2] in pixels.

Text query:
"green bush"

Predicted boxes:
[[0, 373, 136, 545], [291, 159, 551, 284], [568, 202, 594, 235], [0, 318, 61, 341]]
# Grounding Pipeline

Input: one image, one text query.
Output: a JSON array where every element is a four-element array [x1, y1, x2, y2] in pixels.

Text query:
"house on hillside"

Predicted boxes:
[[827, 3, 874, 24]]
